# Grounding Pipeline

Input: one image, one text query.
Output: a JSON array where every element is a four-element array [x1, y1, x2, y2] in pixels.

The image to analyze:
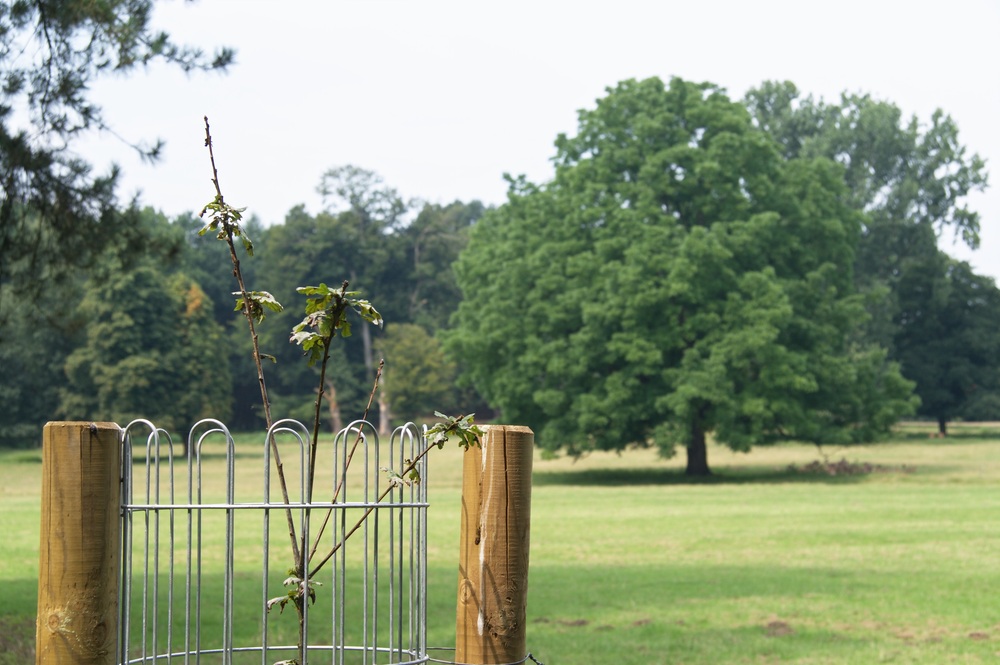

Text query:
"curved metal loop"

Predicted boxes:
[[268, 417, 312, 441], [391, 421, 424, 446], [188, 418, 235, 461], [335, 418, 380, 446], [122, 418, 175, 466]]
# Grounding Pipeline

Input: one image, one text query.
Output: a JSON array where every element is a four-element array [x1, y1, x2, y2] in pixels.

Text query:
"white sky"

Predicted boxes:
[[79, 0, 1000, 279]]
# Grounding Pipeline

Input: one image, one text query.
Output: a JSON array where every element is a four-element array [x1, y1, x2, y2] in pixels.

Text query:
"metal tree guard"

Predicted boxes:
[[118, 418, 429, 665]]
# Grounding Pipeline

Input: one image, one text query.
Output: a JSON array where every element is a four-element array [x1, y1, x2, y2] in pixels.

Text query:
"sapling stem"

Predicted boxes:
[[202, 116, 301, 568], [305, 281, 349, 505], [307, 359, 384, 564], [201, 120, 480, 665]]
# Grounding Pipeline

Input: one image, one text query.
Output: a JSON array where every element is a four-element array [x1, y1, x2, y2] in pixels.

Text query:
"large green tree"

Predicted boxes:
[[893, 254, 1000, 434], [400, 200, 485, 331], [0, 280, 85, 446], [446, 77, 916, 475], [744, 82, 988, 343], [745, 82, 993, 419], [0, 0, 232, 303], [0, 206, 187, 445], [60, 263, 232, 431]]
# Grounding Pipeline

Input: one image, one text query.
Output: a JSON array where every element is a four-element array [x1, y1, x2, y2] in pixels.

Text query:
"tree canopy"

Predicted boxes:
[[59, 261, 233, 431], [210, 168, 484, 431], [744, 81, 987, 262], [0, 0, 232, 301], [744, 82, 988, 337], [445, 76, 918, 474], [375, 323, 458, 424], [745, 81, 996, 430], [893, 254, 1000, 433]]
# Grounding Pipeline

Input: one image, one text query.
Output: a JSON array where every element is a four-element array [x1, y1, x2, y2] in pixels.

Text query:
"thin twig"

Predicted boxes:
[[310, 434, 433, 579]]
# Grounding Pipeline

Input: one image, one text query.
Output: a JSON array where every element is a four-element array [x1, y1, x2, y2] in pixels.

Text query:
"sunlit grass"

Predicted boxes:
[[4, 422, 1000, 663]]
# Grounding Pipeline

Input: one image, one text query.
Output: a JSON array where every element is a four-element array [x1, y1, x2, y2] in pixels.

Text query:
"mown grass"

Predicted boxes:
[[4, 423, 1000, 663]]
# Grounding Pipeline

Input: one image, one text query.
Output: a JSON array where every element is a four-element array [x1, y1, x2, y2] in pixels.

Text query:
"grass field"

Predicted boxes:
[[3, 422, 1000, 664]]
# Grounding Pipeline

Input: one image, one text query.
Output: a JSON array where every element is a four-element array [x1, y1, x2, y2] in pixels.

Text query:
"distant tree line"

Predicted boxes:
[[0, 179, 487, 445], [0, 9, 995, 469]]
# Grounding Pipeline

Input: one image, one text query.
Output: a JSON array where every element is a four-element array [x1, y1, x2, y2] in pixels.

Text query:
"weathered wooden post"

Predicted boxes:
[[456, 425, 533, 664], [36, 422, 122, 665]]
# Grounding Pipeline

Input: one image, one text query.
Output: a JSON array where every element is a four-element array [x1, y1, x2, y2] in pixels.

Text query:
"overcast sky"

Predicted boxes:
[[79, 0, 1000, 278]]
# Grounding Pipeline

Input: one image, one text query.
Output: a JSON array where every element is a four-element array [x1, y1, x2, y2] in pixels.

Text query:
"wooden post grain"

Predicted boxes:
[[456, 425, 533, 664], [36, 422, 122, 665]]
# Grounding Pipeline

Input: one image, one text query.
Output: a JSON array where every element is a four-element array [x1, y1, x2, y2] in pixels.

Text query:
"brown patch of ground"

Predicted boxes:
[[787, 458, 915, 476], [835, 618, 971, 645], [765, 620, 794, 637]]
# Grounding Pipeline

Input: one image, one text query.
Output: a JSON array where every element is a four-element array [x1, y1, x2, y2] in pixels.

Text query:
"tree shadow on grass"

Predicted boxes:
[[0, 450, 42, 464], [0, 615, 34, 665], [532, 465, 886, 487], [893, 430, 1000, 443], [0, 578, 37, 665]]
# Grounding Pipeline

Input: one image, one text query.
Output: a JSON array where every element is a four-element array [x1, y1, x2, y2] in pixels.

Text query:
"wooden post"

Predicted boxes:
[[456, 425, 533, 664], [36, 422, 122, 665]]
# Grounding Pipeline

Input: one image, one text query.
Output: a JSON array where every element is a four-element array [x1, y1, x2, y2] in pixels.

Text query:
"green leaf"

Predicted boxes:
[[347, 297, 384, 327], [426, 412, 484, 450], [234, 290, 283, 324], [239, 233, 254, 256], [199, 198, 253, 254], [381, 466, 409, 488], [289, 329, 318, 346], [406, 461, 421, 484]]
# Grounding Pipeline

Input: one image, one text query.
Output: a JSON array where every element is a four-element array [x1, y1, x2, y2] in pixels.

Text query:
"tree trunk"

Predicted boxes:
[[938, 417, 948, 437], [360, 316, 375, 373], [685, 421, 712, 476], [325, 381, 343, 433], [351, 269, 376, 378], [378, 377, 391, 436]]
